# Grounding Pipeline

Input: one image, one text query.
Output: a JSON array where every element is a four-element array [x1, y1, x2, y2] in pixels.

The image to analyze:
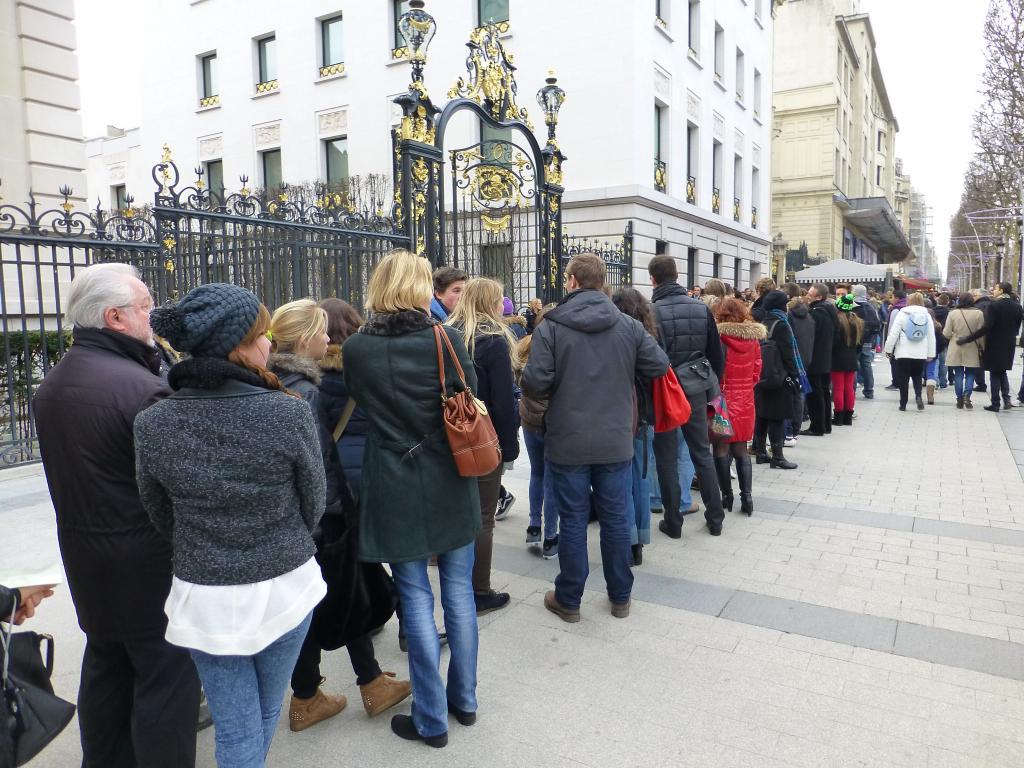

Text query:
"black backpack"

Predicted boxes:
[[758, 320, 787, 390]]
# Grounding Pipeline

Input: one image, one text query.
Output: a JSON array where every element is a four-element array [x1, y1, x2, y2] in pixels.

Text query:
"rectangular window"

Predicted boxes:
[[687, 247, 698, 289], [394, 0, 411, 49], [735, 48, 745, 101], [733, 154, 742, 209], [321, 15, 344, 68], [112, 184, 127, 212], [753, 69, 762, 116], [478, 0, 509, 25], [734, 257, 741, 285], [204, 159, 224, 199], [714, 24, 724, 81], [261, 148, 282, 191], [712, 140, 722, 188], [835, 149, 841, 187], [654, 105, 663, 160], [201, 53, 217, 98], [655, 239, 668, 256], [688, 0, 700, 55], [751, 166, 760, 227], [876, 165, 882, 186], [258, 35, 277, 84], [325, 137, 349, 185], [877, 130, 884, 152], [713, 252, 721, 279]]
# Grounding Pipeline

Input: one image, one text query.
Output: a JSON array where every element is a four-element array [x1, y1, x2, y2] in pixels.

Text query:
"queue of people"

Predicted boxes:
[[9, 253, 1024, 766]]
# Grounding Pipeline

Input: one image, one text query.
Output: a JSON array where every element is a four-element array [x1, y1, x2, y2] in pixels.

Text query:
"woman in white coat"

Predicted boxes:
[[884, 292, 936, 411]]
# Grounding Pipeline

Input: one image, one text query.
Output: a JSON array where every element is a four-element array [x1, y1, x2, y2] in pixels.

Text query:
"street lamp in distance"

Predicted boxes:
[[772, 232, 788, 285]]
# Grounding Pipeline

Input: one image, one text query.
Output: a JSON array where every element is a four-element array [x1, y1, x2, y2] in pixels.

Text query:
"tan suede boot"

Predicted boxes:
[[359, 671, 412, 717], [288, 688, 347, 732]]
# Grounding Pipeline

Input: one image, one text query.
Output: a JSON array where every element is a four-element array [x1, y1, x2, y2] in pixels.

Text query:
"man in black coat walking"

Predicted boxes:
[[959, 282, 1024, 412], [802, 282, 840, 436], [524, 253, 668, 622], [33, 263, 200, 768], [647, 255, 728, 538]]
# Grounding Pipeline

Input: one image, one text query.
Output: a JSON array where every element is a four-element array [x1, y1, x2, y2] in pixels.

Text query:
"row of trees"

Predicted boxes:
[[950, 0, 1024, 290]]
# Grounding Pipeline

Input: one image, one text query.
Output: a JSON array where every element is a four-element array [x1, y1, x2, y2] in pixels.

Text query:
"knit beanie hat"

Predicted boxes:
[[502, 297, 515, 316], [835, 294, 856, 312], [852, 284, 868, 299], [150, 283, 261, 358]]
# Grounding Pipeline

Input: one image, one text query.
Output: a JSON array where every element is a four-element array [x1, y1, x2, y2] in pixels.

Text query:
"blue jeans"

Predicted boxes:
[[190, 613, 312, 768], [627, 432, 652, 546], [937, 349, 948, 388], [523, 429, 558, 540], [926, 358, 939, 384], [648, 428, 693, 510], [549, 460, 633, 609], [952, 366, 978, 400], [858, 343, 875, 396], [390, 541, 478, 738]]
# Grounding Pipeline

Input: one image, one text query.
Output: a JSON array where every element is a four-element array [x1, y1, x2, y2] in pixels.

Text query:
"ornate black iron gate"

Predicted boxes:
[[391, 13, 567, 302]]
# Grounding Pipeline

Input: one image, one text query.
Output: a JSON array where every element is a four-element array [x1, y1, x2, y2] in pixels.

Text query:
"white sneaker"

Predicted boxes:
[[784, 437, 797, 448]]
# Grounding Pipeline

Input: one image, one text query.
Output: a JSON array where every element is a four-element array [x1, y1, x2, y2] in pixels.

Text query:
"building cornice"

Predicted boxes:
[[564, 186, 772, 246]]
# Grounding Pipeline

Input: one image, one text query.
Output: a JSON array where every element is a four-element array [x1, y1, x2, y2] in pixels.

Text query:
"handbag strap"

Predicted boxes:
[[433, 325, 467, 401], [332, 398, 357, 443], [1, 598, 14, 686]]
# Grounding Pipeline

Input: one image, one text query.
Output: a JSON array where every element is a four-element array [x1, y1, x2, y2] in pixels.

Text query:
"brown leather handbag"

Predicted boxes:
[[434, 325, 502, 477]]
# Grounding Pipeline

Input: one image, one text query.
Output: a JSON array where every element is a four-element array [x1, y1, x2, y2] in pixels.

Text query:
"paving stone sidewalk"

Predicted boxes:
[[2, 361, 1024, 767]]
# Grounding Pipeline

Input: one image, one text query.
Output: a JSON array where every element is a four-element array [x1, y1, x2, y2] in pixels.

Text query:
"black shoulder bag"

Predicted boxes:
[[2, 602, 75, 766]]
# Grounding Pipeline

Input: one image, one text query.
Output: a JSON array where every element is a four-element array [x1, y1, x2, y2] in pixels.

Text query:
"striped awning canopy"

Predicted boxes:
[[793, 259, 888, 284]]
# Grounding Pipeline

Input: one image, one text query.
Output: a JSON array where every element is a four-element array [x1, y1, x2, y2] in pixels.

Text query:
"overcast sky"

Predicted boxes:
[[75, 0, 989, 278]]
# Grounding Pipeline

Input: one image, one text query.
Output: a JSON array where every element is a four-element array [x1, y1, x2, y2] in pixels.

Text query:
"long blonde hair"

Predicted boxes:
[[269, 299, 328, 356], [366, 249, 433, 314], [447, 277, 517, 357]]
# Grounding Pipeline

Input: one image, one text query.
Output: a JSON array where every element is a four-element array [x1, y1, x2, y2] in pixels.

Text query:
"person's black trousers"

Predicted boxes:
[[894, 358, 925, 407], [78, 635, 200, 768], [291, 629, 382, 698], [806, 373, 832, 434], [653, 388, 724, 529], [990, 369, 1011, 408]]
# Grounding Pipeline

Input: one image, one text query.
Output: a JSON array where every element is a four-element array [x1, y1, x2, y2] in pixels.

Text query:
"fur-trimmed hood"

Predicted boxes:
[[268, 352, 323, 386], [504, 314, 527, 327], [360, 309, 435, 337], [716, 321, 766, 340]]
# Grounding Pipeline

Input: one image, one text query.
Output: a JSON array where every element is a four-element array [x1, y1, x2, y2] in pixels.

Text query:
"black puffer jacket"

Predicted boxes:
[[650, 281, 724, 379], [808, 299, 840, 374], [318, 346, 369, 498], [756, 291, 799, 421], [270, 353, 343, 519], [788, 301, 815, 371], [523, 289, 668, 465]]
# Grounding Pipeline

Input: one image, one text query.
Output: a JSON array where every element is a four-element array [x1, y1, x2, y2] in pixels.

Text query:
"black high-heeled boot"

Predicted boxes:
[[769, 441, 798, 470], [736, 455, 754, 516], [713, 455, 733, 512]]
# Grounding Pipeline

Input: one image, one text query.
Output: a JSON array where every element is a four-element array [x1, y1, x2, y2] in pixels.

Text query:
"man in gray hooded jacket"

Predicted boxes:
[[523, 253, 668, 622]]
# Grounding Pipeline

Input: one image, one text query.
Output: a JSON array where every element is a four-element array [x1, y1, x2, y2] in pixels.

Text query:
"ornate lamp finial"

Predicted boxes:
[[399, 0, 436, 82], [537, 70, 566, 142]]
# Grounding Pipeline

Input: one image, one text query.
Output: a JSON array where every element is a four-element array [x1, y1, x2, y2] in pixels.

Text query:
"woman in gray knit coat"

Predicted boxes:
[[134, 283, 326, 768]]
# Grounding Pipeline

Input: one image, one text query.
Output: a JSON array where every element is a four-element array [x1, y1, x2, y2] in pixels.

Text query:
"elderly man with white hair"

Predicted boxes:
[[33, 263, 200, 768]]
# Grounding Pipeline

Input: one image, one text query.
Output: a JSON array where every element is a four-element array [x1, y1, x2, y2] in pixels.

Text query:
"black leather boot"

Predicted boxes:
[[631, 543, 643, 566], [713, 455, 733, 512], [769, 441, 798, 470], [842, 410, 853, 426], [736, 455, 753, 516], [658, 509, 683, 539]]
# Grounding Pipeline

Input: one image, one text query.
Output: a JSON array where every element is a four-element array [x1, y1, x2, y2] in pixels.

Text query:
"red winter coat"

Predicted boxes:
[[717, 321, 766, 443]]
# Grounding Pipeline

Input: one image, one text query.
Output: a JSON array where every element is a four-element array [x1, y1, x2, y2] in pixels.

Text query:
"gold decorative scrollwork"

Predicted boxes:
[[452, 140, 536, 236], [400, 106, 436, 144], [447, 24, 533, 130]]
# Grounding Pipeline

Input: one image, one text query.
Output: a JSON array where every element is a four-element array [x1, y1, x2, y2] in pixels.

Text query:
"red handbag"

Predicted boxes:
[[652, 368, 692, 432]]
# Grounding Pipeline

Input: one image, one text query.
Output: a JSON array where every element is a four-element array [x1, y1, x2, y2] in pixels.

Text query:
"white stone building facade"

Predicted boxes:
[[0, 0, 85, 209], [86, 0, 777, 289]]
